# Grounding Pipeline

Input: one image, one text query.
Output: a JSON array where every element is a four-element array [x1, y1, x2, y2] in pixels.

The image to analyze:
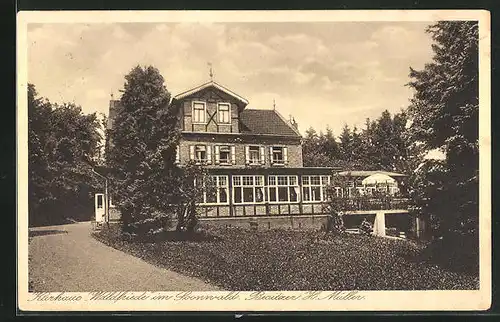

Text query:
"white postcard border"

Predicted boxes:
[[17, 9, 491, 312]]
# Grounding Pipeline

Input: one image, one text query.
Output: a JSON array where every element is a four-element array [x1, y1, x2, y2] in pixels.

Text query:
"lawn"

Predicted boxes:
[[93, 223, 479, 291]]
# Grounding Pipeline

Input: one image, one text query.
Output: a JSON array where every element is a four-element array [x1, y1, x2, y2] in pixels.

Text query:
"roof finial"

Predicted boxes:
[[110, 92, 114, 99], [208, 62, 214, 81], [273, 98, 276, 110]]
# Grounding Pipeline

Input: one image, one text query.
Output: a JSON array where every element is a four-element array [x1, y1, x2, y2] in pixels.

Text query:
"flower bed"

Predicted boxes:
[[93, 224, 479, 291]]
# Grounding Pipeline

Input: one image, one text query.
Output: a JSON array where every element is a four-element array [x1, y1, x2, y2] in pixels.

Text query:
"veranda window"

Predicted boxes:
[[302, 175, 331, 202], [200, 175, 229, 205], [233, 175, 265, 204], [268, 175, 299, 203]]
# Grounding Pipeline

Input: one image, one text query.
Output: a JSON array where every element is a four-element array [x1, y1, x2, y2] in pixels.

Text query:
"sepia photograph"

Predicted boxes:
[[17, 10, 491, 311]]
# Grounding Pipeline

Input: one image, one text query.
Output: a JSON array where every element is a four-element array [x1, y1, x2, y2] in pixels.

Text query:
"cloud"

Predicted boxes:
[[27, 21, 434, 134]]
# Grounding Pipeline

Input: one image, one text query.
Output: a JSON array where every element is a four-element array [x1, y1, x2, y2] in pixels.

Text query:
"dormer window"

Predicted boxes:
[[192, 101, 206, 124], [217, 103, 231, 124]]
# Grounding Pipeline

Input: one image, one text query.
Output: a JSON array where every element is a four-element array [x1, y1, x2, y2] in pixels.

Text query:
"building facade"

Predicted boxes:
[[108, 80, 341, 219], [106, 80, 414, 238]]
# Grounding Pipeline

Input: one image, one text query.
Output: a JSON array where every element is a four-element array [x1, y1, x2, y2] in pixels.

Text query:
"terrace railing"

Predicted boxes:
[[327, 196, 410, 211]]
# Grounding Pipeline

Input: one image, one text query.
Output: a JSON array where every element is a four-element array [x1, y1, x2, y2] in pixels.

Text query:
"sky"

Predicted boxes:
[[27, 21, 435, 136]]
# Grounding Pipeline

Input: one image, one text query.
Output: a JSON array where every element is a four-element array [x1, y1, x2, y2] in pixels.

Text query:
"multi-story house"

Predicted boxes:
[[108, 80, 339, 219], [103, 79, 421, 238]]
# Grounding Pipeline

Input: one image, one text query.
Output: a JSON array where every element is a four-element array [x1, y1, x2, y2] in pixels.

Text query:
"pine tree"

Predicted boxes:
[[322, 127, 341, 166], [339, 124, 353, 168], [407, 21, 479, 266], [350, 126, 365, 169], [108, 65, 180, 236], [372, 110, 397, 171]]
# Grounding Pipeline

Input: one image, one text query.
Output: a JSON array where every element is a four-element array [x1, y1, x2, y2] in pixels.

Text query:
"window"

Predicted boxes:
[[217, 103, 231, 124], [249, 146, 260, 164], [268, 175, 299, 203], [246, 146, 265, 165], [199, 175, 229, 205], [233, 175, 265, 204], [192, 101, 206, 123], [215, 145, 235, 165], [302, 175, 331, 202], [273, 147, 283, 162], [219, 146, 230, 164], [190, 145, 212, 164], [270, 146, 288, 165], [97, 195, 103, 208], [195, 145, 206, 162]]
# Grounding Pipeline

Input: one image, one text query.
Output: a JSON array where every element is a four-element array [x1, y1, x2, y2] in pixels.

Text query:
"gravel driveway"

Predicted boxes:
[[28, 222, 220, 292]]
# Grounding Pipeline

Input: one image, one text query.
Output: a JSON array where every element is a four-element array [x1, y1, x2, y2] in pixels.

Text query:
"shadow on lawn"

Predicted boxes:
[[146, 230, 223, 243], [29, 230, 68, 238], [101, 223, 223, 244], [398, 238, 479, 277]]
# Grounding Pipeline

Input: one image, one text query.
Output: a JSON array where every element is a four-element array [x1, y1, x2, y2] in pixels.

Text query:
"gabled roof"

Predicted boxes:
[[337, 170, 407, 177], [173, 81, 249, 106], [239, 109, 301, 137]]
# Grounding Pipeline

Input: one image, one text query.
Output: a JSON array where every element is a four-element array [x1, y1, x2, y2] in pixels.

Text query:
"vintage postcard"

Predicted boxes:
[[17, 10, 491, 312]]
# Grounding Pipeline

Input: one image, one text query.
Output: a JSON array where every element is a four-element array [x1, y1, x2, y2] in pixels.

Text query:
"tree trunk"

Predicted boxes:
[[176, 205, 187, 232], [186, 200, 197, 233]]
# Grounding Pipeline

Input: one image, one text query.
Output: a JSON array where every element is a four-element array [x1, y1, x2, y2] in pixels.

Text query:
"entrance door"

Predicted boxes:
[[94, 193, 105, 222]]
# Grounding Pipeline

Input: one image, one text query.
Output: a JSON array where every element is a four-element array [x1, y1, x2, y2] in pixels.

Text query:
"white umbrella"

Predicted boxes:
[[362, 173, 396, 186]]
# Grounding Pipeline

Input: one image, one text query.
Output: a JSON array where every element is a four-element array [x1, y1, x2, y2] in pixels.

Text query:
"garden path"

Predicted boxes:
[[29, 222, 221, 292]]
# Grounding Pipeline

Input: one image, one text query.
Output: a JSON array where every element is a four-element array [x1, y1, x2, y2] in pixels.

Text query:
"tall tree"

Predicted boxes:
[[371, 110, 397, 170], [108, 65, 180, 235], [407, 21, 479, 241], [28, 84, 102, 226], [321, 127, 341, 166], [350, 126, 365, 169], [339, 124, 354, 168], [391, 111, 410, 173], [302, 127, 330, 167]]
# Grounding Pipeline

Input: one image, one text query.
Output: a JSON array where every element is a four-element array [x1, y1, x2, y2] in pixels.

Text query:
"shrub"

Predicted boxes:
[[385, 227, 399, 237], [322, 213, 346, 235], [359, 218, 373, 235]]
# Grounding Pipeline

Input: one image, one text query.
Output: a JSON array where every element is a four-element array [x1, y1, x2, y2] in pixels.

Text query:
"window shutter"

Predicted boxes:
[[283, 147, 288, 164], [175, 145, 180, 164], [260, 146, 265, 164], [214, 145, 220, 164], [245, 146, 250, 165], [189, 145, 195, 161], [269, 147, 274, 164], [206, 145, 212, 164], [231, 146, 236, 165]]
